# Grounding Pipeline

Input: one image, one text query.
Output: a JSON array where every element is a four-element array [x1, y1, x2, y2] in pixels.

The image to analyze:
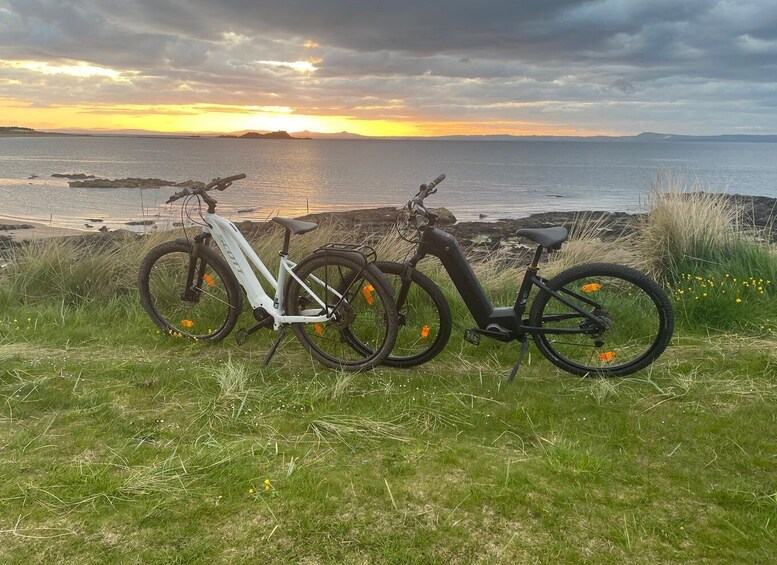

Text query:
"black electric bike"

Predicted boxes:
[[351, 175, 674, 378]]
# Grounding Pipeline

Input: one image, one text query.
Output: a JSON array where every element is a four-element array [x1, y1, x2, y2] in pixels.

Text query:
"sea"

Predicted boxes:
[[1, 135, 777, 231]]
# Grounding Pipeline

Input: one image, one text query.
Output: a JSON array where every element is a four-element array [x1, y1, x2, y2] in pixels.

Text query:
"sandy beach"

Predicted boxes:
[[0, 214, 83, 242]]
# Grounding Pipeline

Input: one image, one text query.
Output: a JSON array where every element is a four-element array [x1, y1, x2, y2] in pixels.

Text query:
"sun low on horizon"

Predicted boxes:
[[0, 68, 599, 138], [0, 56, 603, 137], [0, 1, 774, 137]]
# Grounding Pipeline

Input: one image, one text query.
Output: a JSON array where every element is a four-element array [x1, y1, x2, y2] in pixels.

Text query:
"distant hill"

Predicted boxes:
[[218, 130, 310, 140], [291, 130, 370, 140], [0, 126, 69, 137], [391, 132, 777, 143], [633, 132, 777, 143], [0, 126, 35, 133], [279, 130, 777, 142], [4, 126, 777, 143]]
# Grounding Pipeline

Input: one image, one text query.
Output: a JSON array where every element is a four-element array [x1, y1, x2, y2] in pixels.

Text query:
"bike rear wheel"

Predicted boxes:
[[138, 240, 242, 341], [528, 263, 673, 377], [284, 252, 398, 372]]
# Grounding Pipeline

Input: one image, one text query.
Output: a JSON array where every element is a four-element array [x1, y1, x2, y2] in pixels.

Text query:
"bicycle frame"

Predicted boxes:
[[200, 213, 337, 330], [402, 224, 606, 340]]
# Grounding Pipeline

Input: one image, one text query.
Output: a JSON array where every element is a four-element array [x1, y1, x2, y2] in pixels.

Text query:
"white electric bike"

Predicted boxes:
[[138, 174, 398, 371]]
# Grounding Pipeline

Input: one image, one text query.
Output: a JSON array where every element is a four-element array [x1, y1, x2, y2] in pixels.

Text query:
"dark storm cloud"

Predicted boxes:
[[0, 0, 776, 133]]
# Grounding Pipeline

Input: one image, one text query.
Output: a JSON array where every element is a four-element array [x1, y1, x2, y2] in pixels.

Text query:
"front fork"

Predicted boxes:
[[181, 234, 210, 302], [396, 253, 424, 322]]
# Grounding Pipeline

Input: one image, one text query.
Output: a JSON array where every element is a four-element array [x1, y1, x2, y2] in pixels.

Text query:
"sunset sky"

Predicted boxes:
[[1, 1, 775, 136]]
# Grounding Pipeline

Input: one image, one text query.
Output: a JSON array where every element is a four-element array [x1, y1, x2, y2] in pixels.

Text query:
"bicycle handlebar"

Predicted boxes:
[[406, 173, 446, 218], [166, 173, 247, 204], [206, 173, 246, 189]]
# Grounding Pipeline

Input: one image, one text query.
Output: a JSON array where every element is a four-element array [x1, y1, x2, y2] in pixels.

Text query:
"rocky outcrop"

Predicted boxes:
[[0, 223, 34, 231], [69, 177, 178, 188], [67, 177, 209, 189], [52, 173, 96, 179]]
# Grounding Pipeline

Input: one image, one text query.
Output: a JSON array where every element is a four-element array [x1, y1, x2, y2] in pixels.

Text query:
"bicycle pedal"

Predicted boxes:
[[464, 329, 481, 346], [235, 328, 249, 346]]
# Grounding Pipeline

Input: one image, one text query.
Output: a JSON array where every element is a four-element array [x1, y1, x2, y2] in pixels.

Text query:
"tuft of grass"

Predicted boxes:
[[213, 355, 249, 399], [637, 172, 742, 276]]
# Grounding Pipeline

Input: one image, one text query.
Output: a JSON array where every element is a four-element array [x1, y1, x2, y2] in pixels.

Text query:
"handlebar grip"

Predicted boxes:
[[430, 174, 446, 187], [222, 173, 246, 183]]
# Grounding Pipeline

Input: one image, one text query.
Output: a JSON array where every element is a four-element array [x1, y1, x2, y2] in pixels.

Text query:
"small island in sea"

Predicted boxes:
[[217, 130, 311, 140]]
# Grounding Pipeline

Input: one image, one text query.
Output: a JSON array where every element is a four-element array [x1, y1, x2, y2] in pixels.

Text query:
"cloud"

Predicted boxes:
[[0, 0, 775, 134], [609, 78, 636, 95]]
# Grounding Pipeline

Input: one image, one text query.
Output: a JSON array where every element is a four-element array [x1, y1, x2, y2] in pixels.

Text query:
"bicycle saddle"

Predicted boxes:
[[272, 217, 319, 235], [515, 226, 568, 250]]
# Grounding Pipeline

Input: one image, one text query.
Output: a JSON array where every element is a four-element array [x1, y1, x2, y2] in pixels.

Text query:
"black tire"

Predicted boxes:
[[138, 240, 242, 341], [284, 252, 399, 372], [528, 263, 673, 377], [348, 261, 452, 367]]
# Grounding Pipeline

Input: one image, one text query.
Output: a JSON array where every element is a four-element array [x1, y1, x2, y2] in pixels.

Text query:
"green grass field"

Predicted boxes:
[[2, 183, 777, 563]]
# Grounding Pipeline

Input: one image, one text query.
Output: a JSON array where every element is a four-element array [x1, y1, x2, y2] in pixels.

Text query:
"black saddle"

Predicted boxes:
[[515, 226, 568, 250], [272, 217, 319, 235]]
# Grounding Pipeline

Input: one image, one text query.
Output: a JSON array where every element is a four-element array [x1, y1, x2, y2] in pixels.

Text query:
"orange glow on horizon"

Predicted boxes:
[[0, 98, 611, 137]]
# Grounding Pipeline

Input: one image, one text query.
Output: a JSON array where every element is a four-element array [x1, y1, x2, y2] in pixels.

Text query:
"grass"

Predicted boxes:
[[640, 173, 777, 332], [1, 177, 776, 563]]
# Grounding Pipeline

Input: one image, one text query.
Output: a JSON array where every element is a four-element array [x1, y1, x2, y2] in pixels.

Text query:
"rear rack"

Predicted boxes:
[[315, 243, 377, 264], [313, 243, 379, 318]]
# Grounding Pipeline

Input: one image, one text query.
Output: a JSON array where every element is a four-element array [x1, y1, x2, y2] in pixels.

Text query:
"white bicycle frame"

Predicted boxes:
[[202, 213, 343, 330]]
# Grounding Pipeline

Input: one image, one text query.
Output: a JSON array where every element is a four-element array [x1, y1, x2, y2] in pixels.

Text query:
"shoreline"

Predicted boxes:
[[3, 192, 776, 252], [0, 214, 83, 243]]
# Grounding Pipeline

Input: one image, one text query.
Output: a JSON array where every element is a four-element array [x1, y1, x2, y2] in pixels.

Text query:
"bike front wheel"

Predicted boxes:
[[138, 240, 243, 341], [284, 252, 398, 372], [528, 263, 674, 377], [344, 261, 452, 367]]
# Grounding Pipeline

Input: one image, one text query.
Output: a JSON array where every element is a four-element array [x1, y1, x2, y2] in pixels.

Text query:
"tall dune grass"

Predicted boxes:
[[0, 233, 169, 307], [638, 172, 777, 331], [637, 172, 742, 276]]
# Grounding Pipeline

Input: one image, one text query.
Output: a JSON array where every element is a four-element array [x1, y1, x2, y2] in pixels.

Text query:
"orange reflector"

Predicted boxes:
[[362, 284, 375, 305], [181, 319, 194, 328], [203, 273, 215, 287], [582, 283, 602, 293], [420, 325, 430, 339], [598, 351, 616, 361], [314, 323, 324, 336]]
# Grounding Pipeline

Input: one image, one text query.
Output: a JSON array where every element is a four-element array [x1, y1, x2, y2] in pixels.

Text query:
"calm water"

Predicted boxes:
[[1, 136, 777, 230]]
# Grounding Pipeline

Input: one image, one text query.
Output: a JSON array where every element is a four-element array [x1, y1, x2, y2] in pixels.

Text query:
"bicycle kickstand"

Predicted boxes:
[[263, 325, 288, 367], [507, 338, 530, 382]]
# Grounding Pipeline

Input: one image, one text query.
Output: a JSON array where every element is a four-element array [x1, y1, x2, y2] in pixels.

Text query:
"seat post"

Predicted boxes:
[[281, 229, 291, 256], [529, 245, 544, 270]]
